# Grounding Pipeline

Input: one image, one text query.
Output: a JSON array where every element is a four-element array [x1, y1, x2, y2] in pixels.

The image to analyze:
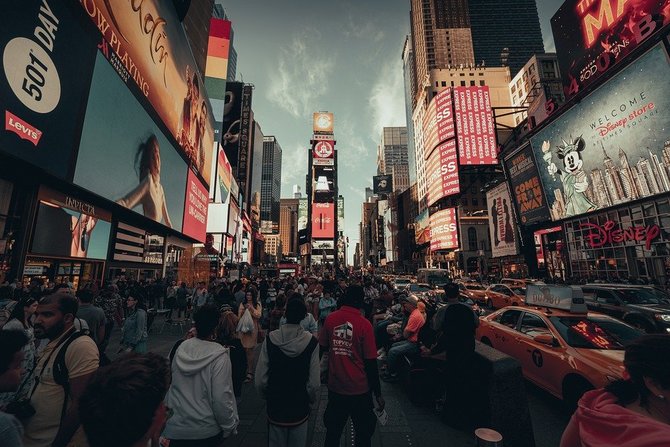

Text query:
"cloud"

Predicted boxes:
[[266, 29, 335, 118], [544, 35, 556, 53], [280, 142, 309, 188], [342, 13, 385, 42], [368, 59, 407, 136]]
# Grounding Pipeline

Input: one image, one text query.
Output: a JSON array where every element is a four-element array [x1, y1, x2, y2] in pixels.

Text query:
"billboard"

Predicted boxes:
[[74, 52, 188, 232], [298, 198, 308, 231], [182, 169, 209, 243], [373, 174, 392, 195], [551, 0, 670, 98], [453, 86, 497, 165], [415, 210, 430, 245], [313, 140, 335, 166], [1, 1, 97, 178], [80, 0, 214, 187], [214, 147, 232, 203], [487, 183, 519, 258], [31, 188, 111, 260], [237, 85, 253, 200], [313, 112, 334, 134], [312, 202, 335, 239], [221, 82, 243, 168], [429, 208, 459, 251], [422, 89, 455, 155], [337, 197, 345, 233], [530, 44, 670, 222], [426, 139, 460, 206], [505, 144, 551, 225]]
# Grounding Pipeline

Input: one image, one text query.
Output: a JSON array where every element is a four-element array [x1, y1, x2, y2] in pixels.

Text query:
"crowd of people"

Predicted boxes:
[[0, 273, 669, 447]]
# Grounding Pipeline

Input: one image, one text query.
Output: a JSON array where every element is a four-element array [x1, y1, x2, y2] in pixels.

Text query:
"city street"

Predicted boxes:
[[109, 313, 570, 447]]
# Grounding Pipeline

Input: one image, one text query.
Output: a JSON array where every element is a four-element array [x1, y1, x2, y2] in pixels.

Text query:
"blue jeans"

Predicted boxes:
[[387, 340, 419, 375]]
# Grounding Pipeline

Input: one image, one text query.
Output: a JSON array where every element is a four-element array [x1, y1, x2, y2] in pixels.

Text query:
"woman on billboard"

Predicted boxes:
[[116, 134, 173, 228]]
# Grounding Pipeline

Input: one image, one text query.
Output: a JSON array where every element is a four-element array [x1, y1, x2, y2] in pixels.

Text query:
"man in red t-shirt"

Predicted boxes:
[[381, 295, 426, 382], [319, 285, 385, 447]]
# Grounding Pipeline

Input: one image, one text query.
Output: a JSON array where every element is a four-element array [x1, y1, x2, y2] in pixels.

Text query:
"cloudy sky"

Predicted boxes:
[[222, 0, 564, 262]]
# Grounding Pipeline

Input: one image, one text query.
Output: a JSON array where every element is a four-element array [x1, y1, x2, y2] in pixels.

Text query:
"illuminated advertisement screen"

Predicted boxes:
[[31, 188, 111, 260], [215, 147, 232, 203], [429, 208, 459, 251], [0, 1, 97, 178], [551, 0, 670, 98], [79, 0, 214, 187], [337, 197, 345, 233], [422, 89, 455, 156], [504, 144, 551, 225], [487, 182, 518, 258], [183, 169, 209, 243], [426, 139, 460, 206], [453, 86, 497, 165], [312, 202, 335, 239], [529, 44, 670, 222], [221, 82, 243, 169], [298, 198, 308, 231], [74, 52, 188, 232], [373, 175, 392, 195], [415, 210, 430, 245]]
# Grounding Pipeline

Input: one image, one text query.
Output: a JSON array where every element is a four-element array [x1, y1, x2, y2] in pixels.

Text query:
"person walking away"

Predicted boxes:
[[319, 286, 384, 447], [165, 281, 178, 318], [23, 293, 99, 447], [75, 289, 105, 349], [94, 286, 123, 358], [217, 306, 247, 400], [238, 289, 262, 383], [176, 283, 189, 319], [560, 335, 670, 447], [1, 296, 37, 409], [0, 330, 29, 447], [280, 295, 318, 336], [164, 305, 239, 446], [256, 298, 319, 447], [268, 294, 287, 332], [78, 353, 170, 447], [120, 296, 148, 353], [192, 282, 208, 314]]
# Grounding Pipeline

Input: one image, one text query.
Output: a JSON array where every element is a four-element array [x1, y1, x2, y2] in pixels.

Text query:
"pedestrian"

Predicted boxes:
[[75, 288, 106, 348], [23, 293, 99, 447], [381, 296, 426, 382], [120, 295, 148, 354], [280, 295, 318, 336], [320, 286, 385, 447], [0, 330, 29, 447], [268, 294, 287, 332], [238, 289, 262, 383], [192, 282, 208, 314], [164, 304, 239, 446], [318, 289, 337, 326], [94, 286, 123, 357], [165, 280, 178, 317], [217, 306, 247, 400], [78, 353, 170, 447], [176, 283, 189, 319], [256, 298, 320, 447]]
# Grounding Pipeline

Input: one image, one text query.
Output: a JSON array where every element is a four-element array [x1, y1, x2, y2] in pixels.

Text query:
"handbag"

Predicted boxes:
[[237, 308, 254, 334]]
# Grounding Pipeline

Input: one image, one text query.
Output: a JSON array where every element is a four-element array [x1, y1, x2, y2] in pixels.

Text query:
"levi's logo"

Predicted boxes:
[[5, 111, 42, 146]]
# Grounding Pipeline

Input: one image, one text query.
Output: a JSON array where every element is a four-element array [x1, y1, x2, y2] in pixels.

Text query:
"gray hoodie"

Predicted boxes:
[[163, 338, 239, 440], [255, 324, 320, 404]]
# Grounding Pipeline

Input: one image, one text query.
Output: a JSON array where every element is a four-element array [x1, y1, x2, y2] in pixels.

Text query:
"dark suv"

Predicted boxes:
[[581, 285, 670, 333]]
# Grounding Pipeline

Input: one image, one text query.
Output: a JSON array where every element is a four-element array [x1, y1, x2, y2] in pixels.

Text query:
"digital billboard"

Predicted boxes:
[[183, 169, 209, 243], [504, 144, 551, 225], [31, 188, 111, 260], [74, 52, 188, 232], [214, 146, 232, 203], [80, 0, 215, 187], [422, 89, 455, 156], [415, 210, 430, 245], [530, 44, 670, 222], [373, 174, 392, 195], [551, 0, 670, 98], [221, 81, 243, 169], [237, 85, 254, 200], [337, 197, 345, 234], [313, 140, 335, 166], [298, 198, 308, 231], [429, 208, 459, 251], [453, 86, 497, 165], [312, 202, 335, 239], [426, 139, 460, 206], [1, 1, 97, 178], [313, 112, 334, 134], [487, 183, 518, 258]]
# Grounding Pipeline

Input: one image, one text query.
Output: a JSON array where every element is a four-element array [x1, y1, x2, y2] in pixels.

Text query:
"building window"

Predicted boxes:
[[479, 80, 485, 86], [451, 81, 455, 87], [441, 81, 447, 87], [468, 227, 478, 251], [460, 81, 466, 86]]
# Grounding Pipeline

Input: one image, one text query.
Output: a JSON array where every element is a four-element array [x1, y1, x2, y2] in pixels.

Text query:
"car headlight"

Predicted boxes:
[[654, 314, 670, 322]]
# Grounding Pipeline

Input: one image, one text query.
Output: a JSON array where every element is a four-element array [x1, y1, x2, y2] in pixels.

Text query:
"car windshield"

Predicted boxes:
[[550, 316, 642, 350], [465, 284, 485, 291], [618, 288, 667, 305], [394, 280, 410, 285], [511, 287, 526, 295], [410, 284, 432, 292]]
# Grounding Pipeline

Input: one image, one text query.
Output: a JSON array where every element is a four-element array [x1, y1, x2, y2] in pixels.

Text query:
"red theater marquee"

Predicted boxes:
[[426, 140, 460, 206], [430, 208, 459, 251], [453, 86, 497, 165]]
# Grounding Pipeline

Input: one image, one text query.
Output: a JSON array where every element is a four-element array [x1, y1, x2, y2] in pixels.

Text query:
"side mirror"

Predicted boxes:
[[534, 334, 557, 347]]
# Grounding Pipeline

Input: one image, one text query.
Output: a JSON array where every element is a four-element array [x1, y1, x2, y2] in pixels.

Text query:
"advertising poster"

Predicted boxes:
[[530, 44, 670, 222], [415, 210, 430, 245], [31, 188, 111, 260], [422, 89, 455, 156], [215, 147, 232, 203], [298, 198, 308, 231], [337, 197, 345, 234], [183, 169, 209, 242], [80, 0, 215, 187], [551, 0, 670, 98], [373, 174, 392, 195], [487, 183, 518, 258], [312, 202, 335, 239], [237, 85, 254, 198], [504, 144, 551, 225], [313, 140, 335, 166], [75, 52, 187, 232], [453, 86, 497, 165], [426, 139, 460, 206], [221, 82, 243, 168], [1, 1, 97, 178], [429, 208, 459, 251], [313, 112, 334, 134]]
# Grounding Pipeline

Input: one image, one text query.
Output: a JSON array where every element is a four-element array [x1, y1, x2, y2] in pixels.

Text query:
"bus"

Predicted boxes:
[[417, 268, 450, 288]]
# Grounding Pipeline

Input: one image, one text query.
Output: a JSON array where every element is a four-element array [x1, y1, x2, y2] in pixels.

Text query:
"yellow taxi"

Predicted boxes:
[[476, 284, 643, 407]]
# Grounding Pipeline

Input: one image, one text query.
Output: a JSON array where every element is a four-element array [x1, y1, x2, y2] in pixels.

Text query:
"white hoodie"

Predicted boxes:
[[163, 338, 239, 440], [255, 324, 320, 404]]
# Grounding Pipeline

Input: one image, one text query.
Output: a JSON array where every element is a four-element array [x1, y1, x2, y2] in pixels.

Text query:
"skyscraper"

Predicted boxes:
[[279, 198, 300, 257], [468, 0, 545, 76], [402, 36, 418, 184], [377, 127, 409, 193], [261, 136, 282, 233]]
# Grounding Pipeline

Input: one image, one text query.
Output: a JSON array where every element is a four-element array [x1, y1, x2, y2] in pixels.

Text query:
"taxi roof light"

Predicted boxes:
[[525, 285, 588, 313]]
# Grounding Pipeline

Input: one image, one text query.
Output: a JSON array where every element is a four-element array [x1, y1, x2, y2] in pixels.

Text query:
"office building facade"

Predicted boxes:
[[261, 136, 282, 233]]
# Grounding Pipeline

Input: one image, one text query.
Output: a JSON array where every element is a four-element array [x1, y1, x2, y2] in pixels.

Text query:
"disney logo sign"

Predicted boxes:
[[579, 220, 661, 250]]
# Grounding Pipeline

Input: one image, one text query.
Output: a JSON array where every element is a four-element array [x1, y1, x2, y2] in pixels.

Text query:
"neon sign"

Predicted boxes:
[[579, 220, 661, 250]]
